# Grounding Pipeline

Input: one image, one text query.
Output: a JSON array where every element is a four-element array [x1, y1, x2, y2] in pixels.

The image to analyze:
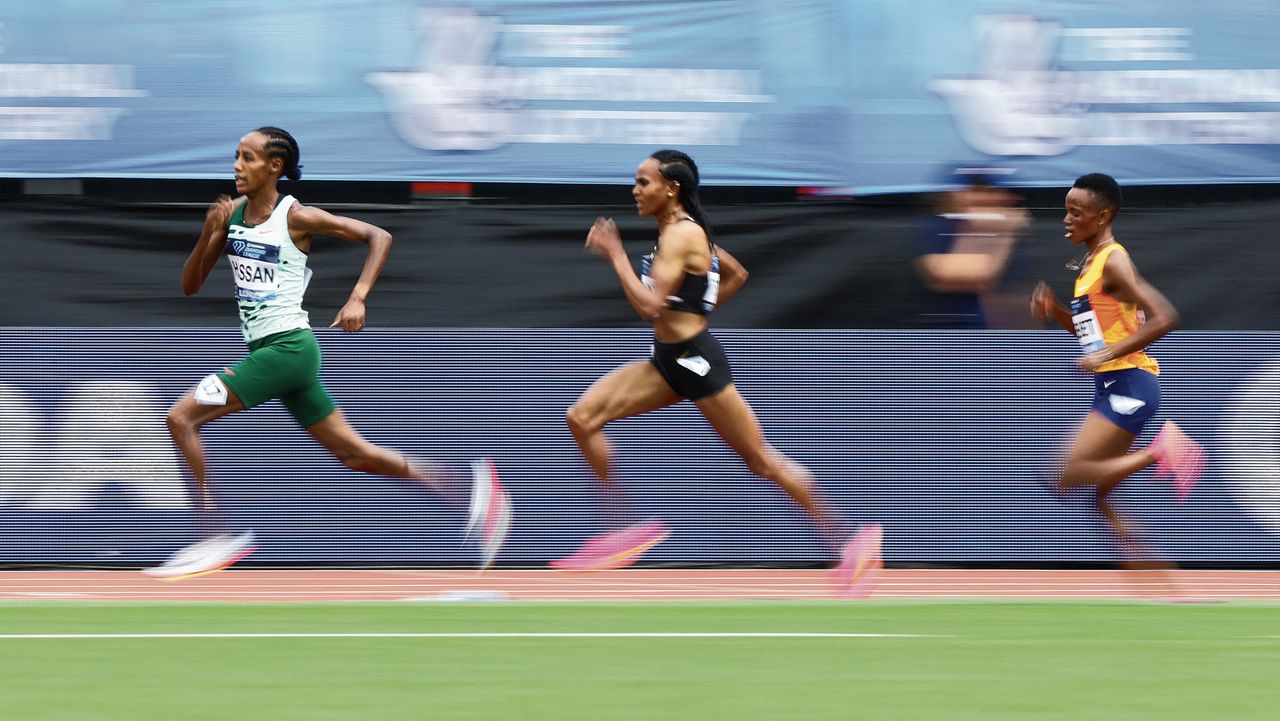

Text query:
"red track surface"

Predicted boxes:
[[2, 569, 1276, 602]]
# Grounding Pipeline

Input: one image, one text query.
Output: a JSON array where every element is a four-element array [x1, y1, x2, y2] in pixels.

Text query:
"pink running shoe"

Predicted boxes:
[[1149, 421, 1207, 504], [550, 518, 671, 571], [467, 458, 512, 571], [833, 524, 883, 599]]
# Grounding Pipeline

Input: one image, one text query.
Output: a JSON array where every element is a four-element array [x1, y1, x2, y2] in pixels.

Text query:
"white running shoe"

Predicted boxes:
[[466, 458, 512, 571], [143, 530, 257, 580]]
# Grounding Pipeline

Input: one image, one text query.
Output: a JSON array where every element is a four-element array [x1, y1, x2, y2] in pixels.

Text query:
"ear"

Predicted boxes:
[[269, 155, 285, 177]]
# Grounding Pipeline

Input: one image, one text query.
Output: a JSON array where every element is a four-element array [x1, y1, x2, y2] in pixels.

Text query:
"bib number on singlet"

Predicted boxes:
[[229, 255, 279, 302], [1070, 296, 1106, 353], [701, 255, 723, 312], [702, 268, 720, 311], [227, 237, 281, 302]]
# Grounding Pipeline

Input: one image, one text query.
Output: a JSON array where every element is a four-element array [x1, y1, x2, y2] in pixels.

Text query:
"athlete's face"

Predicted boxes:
[[632, 158, 677, 217], [1063, 187, 1112, 245], [234, 132, 282, 194]]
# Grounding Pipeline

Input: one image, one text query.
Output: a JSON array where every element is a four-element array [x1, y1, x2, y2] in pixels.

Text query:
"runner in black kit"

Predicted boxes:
[[556, 149, 882, 597]]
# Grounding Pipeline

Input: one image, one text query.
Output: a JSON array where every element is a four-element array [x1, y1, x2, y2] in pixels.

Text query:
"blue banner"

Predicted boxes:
[[0, 1, 1278, 190], [2, 328, 1277, 565]]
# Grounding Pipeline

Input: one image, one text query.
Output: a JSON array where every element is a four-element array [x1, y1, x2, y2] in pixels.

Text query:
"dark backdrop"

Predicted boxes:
[[4, 196, 1277, 330]]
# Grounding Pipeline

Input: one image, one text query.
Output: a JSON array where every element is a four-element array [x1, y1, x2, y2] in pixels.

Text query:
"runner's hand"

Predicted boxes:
[[205, 195, 235, 229], [1077, 347, 1113, 373], [584, 217, 622, 259], [1030, 281, 1057, 320], [330, 298, 367, 333]]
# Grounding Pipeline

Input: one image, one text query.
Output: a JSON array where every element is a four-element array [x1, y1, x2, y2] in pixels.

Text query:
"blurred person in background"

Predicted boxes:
[[557, 149, 882, 597], [1032, 173, 1206, 595], [149, 127, 510, 579], [914, 167, 1031, 328]]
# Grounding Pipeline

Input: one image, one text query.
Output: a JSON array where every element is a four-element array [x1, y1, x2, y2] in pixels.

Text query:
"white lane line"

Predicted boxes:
[[0, 632, 947, 640], [7, 592, 89, 598]]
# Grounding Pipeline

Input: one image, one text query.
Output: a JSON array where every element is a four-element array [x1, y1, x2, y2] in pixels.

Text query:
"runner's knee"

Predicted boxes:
[[165, 406, 191, 436], [565, 404, 601, 436], [167, 374, 228, 435]]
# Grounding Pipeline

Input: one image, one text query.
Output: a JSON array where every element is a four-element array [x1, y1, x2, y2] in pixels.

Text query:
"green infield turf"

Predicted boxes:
[[1, 601, 1276, 720]]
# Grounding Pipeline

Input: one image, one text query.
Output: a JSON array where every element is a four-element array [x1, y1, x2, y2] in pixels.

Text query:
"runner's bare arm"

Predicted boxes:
[[182, 195, 243, 296], [714, 245, 749, 306], [586, 217, 670, 320], [1098, 251, 1180, 358], [289, 203, 393, 332]]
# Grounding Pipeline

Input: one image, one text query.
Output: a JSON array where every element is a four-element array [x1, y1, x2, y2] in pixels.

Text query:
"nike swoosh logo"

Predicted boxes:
[[1104, 380, 1116, 388]]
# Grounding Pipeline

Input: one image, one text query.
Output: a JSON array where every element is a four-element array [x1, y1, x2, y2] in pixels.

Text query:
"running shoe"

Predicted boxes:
[[832, 523, 883, 599], [142, 530, 257, 580], [467, 458, 512, 571], [549, 518, 671, 571], [1149, 421, 1207, 503]]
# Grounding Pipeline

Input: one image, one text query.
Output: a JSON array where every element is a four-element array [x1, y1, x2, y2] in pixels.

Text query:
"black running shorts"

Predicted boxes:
[[649, 329, 733, 400]]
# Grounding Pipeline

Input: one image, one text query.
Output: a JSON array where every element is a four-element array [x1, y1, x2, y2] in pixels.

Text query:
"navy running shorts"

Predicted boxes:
[[1091, 367, 1160, 435]]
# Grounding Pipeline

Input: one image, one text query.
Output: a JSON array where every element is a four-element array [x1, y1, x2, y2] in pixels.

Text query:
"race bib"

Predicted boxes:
[[1070, 296, 1106, 354], [229, 255, 279, 301], [228, 238, 281, 302], [639, 252, 656, 291], [701, 255, 721, 312]]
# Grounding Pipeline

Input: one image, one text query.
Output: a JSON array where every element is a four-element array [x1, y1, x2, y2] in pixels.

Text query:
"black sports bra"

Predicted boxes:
[[638, 217, 720, 315]]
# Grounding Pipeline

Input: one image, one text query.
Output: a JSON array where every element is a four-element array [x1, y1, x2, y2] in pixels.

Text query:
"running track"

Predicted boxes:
[[1, 569, 1276, 602]]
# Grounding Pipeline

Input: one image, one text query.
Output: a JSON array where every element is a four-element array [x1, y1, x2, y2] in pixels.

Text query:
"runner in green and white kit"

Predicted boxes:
[[148, 127, 511, 579]]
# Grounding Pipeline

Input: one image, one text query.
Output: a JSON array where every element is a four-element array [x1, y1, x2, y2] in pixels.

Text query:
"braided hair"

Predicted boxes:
[[254, 126, 303, 181], [650, 149, 711, 240]]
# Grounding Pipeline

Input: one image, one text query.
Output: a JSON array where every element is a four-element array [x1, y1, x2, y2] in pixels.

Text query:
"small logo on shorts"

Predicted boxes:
[[676, 354, 711, 377], [1103, 379, 1116, 388], [1108, 394, 1145, 416]]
